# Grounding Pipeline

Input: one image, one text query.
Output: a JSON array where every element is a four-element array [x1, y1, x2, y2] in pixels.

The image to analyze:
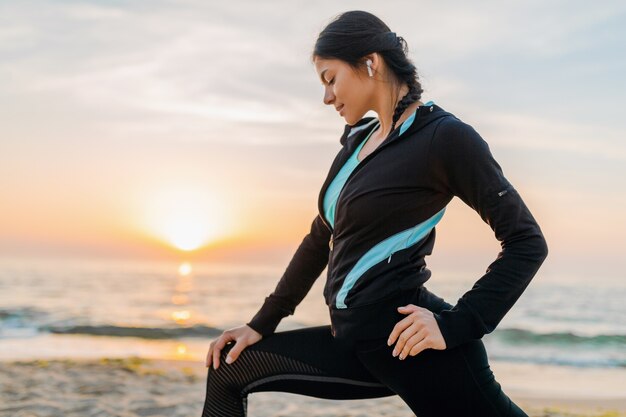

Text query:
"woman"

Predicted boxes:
[[201, 10, 548, 417]]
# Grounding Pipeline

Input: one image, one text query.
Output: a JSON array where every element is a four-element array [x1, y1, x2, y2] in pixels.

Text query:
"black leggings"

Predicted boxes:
[[201, 287, 528, 417]]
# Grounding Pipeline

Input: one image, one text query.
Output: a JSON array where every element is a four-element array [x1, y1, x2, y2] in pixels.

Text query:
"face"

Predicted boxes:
[[313, 56, 373, 125]]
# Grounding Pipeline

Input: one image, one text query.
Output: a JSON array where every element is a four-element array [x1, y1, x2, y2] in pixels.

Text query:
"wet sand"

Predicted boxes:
[[1, 357, 624, 417]]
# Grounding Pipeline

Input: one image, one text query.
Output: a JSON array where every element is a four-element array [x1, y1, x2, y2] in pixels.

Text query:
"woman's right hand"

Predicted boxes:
[[205, 324, 263, 369]]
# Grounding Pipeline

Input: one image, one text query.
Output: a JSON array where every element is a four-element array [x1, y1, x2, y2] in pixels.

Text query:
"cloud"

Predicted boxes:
[[62, 3, 129, 20], [1, 0, 625, 152], [470, 108, 626, 160], [0, 1, 326, 134]]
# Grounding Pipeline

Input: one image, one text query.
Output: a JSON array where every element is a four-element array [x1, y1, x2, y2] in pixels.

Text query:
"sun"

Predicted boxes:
[[165, 215, 210, 251], [144, 186, 229, 251]]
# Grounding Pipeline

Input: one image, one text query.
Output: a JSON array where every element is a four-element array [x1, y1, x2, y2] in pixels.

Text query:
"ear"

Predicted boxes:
[[360, 53, 382, 80], [364, 52, 380, 73]]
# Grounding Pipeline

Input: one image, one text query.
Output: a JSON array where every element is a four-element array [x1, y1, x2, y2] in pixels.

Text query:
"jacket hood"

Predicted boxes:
[[339, 103, 451, 149]]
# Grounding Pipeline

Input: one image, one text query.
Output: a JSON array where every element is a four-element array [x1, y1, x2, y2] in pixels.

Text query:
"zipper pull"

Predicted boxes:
[[329, 234, 334, 251], [387, 254, 392, 263]]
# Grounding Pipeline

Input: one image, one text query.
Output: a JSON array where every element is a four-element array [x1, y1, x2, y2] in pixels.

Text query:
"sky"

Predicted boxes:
[[1, 0, 625, 281]]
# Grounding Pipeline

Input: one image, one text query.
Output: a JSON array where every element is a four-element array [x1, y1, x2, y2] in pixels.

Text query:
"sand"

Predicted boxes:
[[1, 357, 624, 417]]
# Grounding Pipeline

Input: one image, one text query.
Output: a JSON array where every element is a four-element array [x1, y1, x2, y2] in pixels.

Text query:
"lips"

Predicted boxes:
[[337, 104, 344, 114]]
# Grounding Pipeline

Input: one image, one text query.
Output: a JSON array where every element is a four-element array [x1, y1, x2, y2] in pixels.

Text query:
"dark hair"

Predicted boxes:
[[311, 10, 424, 131]]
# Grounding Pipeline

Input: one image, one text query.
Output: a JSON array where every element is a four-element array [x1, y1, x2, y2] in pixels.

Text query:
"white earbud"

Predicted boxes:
[[366, 59, 373, 77]]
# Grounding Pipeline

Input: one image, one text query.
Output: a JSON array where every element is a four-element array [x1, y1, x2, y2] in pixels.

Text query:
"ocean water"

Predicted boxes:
[[0, 256, 624, 372]]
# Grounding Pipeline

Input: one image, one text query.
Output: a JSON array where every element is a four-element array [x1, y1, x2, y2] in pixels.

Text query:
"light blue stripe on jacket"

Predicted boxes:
[[322, 100, 441, 309], [323, 119, 379, 228], [335, 206, 445, 308], [323, 100, 434, 228]]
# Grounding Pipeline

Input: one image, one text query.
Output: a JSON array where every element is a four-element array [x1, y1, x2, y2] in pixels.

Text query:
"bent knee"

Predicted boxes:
[[207, 344, 248, 388]]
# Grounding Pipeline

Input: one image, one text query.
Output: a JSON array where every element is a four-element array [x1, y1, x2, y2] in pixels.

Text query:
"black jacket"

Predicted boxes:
[[247, 103, 548, 350]]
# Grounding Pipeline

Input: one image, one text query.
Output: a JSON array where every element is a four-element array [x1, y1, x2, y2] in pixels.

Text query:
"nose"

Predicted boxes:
[[323, 85, 335, 106]]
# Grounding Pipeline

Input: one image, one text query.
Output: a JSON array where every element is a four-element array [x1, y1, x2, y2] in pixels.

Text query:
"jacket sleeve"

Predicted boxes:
[[427, 117, 549, 350], [246, 213, 332, 336]]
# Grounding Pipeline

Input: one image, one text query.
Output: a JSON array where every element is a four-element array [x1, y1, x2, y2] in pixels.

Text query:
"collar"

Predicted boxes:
[[339, 103, 448, 149]]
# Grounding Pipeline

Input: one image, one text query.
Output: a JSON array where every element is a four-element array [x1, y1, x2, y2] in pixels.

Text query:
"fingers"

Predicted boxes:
[[391, 323, 420, 358], [225, 341, 246, 365], [387, 304, 424, 346], [397, 303, 419, 313], [399, 328, 428, 359], [387, 315, 413, 346], [211, 332, 234, 370], [205, 341, 214, 368], [407, 337, 431, 357], [387, 305, 446, 360], [206, 326, 263, 370], [389, 305, 437, 360], [213, 338, 225, 370]]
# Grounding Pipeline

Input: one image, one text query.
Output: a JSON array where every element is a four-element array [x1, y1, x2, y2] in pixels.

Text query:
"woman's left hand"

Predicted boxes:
[[387, 304, 447, 359]]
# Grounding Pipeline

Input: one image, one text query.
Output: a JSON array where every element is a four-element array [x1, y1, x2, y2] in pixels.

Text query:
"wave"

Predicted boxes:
[[0, 307, 48, 322], [41, 324, 626, 347], [493, 328, 626, 347], [41, 324, 224, 339], [3, 307, 624, 348], [488, 352, 626, 368]]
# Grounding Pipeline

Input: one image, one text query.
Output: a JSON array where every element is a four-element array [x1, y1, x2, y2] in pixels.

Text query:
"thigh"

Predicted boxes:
[[214, 325, 396, 400], [459, 339, 529, 417], [355, 337, 528, 417]]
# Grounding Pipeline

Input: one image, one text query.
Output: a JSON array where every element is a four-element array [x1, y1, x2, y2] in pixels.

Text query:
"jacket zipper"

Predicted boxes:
[[321, 117, 417, 275], [323, 112, 443, 257], [321, 121, 383, 235], [322, 122, 386, 298], [387, 230, 413, 263]]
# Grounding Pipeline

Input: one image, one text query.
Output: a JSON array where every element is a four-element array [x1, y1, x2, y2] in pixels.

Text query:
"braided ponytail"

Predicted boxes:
[[390, 81, 422, 132]]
